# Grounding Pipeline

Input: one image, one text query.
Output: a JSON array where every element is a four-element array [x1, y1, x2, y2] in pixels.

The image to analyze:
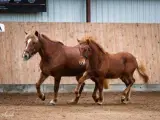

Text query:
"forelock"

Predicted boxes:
[[25, 33, 38, 42], [79, 36, 96, 44]]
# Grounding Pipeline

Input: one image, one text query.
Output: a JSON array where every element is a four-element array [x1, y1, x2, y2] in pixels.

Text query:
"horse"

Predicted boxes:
[[75, 36, 149, 105], [22, 31, 109, 105]]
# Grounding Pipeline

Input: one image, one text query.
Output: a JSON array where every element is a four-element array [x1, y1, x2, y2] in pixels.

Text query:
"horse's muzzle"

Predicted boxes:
[[22, 51, 30, 61]]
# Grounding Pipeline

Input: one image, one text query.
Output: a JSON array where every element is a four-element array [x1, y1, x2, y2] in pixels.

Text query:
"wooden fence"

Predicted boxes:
[[0, 22, 159, 84]]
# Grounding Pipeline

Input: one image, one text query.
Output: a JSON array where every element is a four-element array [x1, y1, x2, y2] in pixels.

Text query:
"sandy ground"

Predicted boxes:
[[0, 92, 160, 120]]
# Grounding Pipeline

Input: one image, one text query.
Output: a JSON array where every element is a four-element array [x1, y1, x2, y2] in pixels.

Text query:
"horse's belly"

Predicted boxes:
[[61, 69, 84, 76], [52, 68, 85, 76], [105, 71, 123, 79], [105, 74, 118, 79]]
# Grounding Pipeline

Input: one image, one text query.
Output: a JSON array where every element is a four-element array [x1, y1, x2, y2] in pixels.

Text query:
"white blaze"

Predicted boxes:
[[25, 39, 32, 50]]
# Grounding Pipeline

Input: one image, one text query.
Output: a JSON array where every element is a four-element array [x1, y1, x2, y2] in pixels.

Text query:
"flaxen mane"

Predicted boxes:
[[81, 36, 106, 54]]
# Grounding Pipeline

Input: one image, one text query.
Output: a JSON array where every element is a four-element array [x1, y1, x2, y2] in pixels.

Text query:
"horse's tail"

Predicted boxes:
[[103, 79, 110, 89], [137, 62, 149, 83]]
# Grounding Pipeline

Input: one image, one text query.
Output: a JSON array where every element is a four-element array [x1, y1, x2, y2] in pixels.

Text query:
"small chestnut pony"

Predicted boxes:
[[75, 36, 149, 105]]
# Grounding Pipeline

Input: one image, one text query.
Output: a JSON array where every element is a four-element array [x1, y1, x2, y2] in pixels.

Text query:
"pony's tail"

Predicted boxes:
[[103, 79, 110, 89], [137, 62, 149, 83]]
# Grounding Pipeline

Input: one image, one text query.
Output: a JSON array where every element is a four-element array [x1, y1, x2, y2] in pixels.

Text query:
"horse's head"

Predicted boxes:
[[77, 39, 92, 59], [22, 31, 41, 61], [77, 36, 105, 58]]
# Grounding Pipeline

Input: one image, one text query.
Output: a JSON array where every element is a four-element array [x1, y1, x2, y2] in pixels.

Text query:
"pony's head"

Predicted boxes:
[[77, 36, 105, 59], [22, 30, 41, 61], [78, 43, 92, 59], [77, 37, 92, 60]]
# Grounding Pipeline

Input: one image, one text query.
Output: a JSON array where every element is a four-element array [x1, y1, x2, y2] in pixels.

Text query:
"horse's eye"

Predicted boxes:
[[33, 42, 36, 45]]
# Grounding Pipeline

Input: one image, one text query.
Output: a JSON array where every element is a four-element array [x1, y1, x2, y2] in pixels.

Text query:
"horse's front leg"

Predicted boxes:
[[97, 78, 104, 105], [92, 81, 99, 103], [36, 72, 48, 101], [68, 75, 85, 105], [74, 72, 89, 96], [50, 76, 61, 105]]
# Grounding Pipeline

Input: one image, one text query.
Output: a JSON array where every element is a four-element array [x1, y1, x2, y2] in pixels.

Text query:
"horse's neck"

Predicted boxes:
[[88, 48, 104, 70], [38, 36, 62, 60]]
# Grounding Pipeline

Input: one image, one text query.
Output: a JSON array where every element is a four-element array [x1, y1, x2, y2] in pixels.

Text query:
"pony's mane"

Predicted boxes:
[[41, 34, 64, 45], [81, 36, 106, 54]]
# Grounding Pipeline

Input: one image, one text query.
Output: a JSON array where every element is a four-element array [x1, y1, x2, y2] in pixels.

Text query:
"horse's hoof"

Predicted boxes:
[[121, 97, 130, 104], [92, 96, 99, 103], [126, 98, 131, 102], [41, 93, 45, 101], [125, 99, 131, 104], [67, 100, 78, 105], [97, 101, 103, 105], [95, 98, 100, 103], [50, 99, 56, 105], [121, 96, 126, 103], [122, 100, 129, 104]]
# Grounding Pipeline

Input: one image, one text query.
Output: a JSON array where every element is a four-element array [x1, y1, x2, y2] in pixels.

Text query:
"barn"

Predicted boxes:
[[0, 0, 160, 120]]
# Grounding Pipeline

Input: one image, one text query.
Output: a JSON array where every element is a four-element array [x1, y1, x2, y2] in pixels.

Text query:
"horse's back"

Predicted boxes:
[[110, 52, 136, 62], [117, 52, 138, 70], [119, 52, 137, 64], [106, 52, 127, 77], [106, 52, 137, 77]]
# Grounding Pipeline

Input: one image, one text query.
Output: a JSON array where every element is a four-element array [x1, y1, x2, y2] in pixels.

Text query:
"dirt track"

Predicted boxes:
[[0, 92, 160, 120]]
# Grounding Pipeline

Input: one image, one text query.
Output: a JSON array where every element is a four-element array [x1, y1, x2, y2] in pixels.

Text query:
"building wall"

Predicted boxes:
[[91, 0, 160, 23], [0, 22, 159, 84], [0, 0, 160, 23]]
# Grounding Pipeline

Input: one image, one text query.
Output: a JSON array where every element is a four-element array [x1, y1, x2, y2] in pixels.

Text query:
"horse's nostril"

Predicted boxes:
[[24, 54, 28, 58], [23, 52, 30, 60]]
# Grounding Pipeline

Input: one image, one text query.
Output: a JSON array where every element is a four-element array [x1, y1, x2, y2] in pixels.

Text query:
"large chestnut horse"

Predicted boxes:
[[75, 36, 149, 105], [22, 31, 109, 105]]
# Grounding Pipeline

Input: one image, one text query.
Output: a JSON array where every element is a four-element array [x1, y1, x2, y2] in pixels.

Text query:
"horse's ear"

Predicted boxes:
[[77, 39, 81, 43], [86, 39, 90, 44], [24, 31, 27, 35], [35, 31, 39, 37]]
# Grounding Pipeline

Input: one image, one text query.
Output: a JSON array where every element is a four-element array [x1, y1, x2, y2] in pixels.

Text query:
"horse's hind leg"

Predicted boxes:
[[50, 76, 61, 105], [120, 76, 129, 102], [68, 75, 85, 104], [126, 87, 131, 101], [36, 72, 48, 101], [121, 75, 135, 104], [126, 77, 135, 102]]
